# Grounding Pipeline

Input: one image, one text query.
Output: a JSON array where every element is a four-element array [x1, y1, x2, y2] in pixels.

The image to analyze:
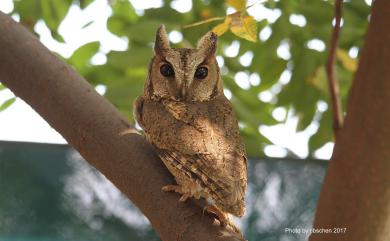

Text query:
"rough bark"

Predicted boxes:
[[311, 1, 390, 240], [0, 12, 245, 241]]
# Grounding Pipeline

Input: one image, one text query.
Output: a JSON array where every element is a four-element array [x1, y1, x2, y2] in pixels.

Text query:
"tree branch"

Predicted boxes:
[[0, 12, 245, 241], [311, 0, 390, 240], [326, 0, 344, 136]]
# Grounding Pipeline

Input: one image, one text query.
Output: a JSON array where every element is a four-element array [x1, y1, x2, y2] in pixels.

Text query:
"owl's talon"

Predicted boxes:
[[179, 193, 190, 202], [204, 204, 229, 227], [162, 184, 182, 193], [162, 185, 191, 202]]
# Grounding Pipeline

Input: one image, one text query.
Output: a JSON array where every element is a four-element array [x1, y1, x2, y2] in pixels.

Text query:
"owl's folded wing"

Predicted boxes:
[[157, 148, 246, 216]]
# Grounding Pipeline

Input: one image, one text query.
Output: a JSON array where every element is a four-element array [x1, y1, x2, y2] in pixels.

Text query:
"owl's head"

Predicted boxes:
[[144, 25, 223, 102]]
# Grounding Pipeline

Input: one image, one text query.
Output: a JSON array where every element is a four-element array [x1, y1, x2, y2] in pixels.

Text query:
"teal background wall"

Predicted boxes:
[[0, 141, 327, 241]]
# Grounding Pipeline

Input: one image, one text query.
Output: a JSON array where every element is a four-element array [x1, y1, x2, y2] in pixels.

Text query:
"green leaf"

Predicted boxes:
[[111, 0, 138, 23], [107, 17, 128, 37], [143, 7, 183, 23], [256, 58, 287, 91], [231, 97, 262, 127], [69, 42, 100, 70], [0, 97, 16, 112], [79, 0, 94, 9], [51, 30, 66, 43], [308, 109, 333, 154], [86, 63, 127, 85], [107, 47, 152, 70], [13, 0, 42, 31], [278, 48, 324, 108], [105, 77, 144, 122], [296, 107, 315, 131], [297, 1, 333, 26], [40, 0, 72, 31], [126, 21, 164, 43], [257, 19, 268, 33], [241, 125, 271, 157]]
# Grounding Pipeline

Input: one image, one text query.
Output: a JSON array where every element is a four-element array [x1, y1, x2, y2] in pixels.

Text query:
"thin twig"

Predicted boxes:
[[326, 0, 344, 136], [183, 0, 268, 29], [183, 17, 225, 28], [245, 0, 268, 10]]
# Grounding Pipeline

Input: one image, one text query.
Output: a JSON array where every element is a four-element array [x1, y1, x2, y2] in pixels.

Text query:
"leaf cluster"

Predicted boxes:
[[6, 0, 370, 157]]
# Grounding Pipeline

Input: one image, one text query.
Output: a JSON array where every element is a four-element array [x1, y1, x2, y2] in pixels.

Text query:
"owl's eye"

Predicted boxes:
[[160, 64, 174, 77], [195, 67, 208, 79]]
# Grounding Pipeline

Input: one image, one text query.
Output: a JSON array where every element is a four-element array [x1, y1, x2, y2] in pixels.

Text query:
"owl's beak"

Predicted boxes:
[[179, 87, 186, 100]]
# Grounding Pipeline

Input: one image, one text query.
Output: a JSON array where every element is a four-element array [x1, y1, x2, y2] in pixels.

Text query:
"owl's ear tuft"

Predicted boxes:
[[197, 31, 218, 57], [155, 25, 170, 54]]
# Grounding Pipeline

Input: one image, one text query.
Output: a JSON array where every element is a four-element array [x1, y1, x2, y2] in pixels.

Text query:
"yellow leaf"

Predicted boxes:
[[337, 49, 358, 72], [306, 66, 328, 93], [201, 9, 212, 19], [230, 13, 257, 42], [212, 16, 231, 36], [227, 0, 247, 11]]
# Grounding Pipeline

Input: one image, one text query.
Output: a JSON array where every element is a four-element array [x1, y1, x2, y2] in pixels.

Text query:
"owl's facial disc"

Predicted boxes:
[[147, 25, 222, 102]]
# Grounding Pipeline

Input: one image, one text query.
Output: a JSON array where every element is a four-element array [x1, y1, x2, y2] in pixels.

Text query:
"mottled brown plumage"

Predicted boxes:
[[134, 25, 247, 224]]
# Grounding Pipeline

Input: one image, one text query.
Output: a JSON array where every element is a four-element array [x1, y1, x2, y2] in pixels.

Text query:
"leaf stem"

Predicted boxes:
[[183, 17, 225, 28]]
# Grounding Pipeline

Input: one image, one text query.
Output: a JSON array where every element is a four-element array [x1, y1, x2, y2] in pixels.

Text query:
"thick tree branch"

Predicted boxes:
[[0, 12, 244, 241], [326, 0, 344, 136], [311, 1, 390, 240]]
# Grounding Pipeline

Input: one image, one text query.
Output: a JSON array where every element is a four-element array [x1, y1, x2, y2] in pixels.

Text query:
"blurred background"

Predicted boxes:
[[0, 0, 371, 240], [0, 141, 327, 241]]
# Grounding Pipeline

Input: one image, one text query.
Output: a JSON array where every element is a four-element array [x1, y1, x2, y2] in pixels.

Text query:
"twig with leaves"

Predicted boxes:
[[184, 0, 260, 42], [326, 0, 344, 136]]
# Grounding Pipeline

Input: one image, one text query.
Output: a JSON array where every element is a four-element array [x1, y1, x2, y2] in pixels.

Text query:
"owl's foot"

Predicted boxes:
[[203, 204, 229, 227], [162, 185, 190, 202], [203, 205, 241, 234]]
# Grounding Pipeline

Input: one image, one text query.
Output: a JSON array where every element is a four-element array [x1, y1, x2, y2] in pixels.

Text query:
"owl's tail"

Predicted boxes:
[[227, 180, 246, 217]]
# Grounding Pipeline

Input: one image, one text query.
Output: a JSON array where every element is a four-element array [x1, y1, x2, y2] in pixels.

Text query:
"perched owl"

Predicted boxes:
[[134, 25, 247, 226]]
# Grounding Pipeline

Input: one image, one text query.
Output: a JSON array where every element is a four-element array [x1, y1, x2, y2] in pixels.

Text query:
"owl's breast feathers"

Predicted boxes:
[[134, 95, 247, 217]]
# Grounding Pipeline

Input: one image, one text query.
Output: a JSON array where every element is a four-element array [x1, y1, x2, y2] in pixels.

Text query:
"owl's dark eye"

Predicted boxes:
[[160, 64, 174, 77], [195, 66, 208, 79]]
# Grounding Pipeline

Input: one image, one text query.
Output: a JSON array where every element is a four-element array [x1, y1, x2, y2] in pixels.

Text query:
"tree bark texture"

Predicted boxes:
[[0, 12, 244, 241], [311, 0, 390, 240]]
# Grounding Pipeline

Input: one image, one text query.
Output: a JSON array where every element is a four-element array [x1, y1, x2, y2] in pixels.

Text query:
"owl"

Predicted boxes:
[[134, 25, 247, 227]]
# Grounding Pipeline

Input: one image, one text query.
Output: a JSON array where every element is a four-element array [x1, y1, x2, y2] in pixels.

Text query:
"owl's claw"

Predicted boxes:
[[162, 184, 190, 202], [203, 204, 228, 227], [179, 193, 190, 202], [203, 205, 241, 234], [162, 184, 182, 193]]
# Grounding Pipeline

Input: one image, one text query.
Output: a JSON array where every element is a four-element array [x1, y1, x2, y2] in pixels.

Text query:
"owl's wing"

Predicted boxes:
[[157, 149, 230, 197], [157, 148, 246, 216]]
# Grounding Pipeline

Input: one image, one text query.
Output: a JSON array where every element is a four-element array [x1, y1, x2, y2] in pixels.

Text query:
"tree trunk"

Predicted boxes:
[[0, 12, 244, 241], [311, 0, 390, 240]]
